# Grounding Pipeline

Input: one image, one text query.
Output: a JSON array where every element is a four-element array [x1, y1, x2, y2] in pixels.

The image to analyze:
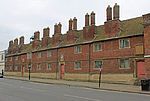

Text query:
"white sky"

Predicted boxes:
[[0, 0, 150, 50]]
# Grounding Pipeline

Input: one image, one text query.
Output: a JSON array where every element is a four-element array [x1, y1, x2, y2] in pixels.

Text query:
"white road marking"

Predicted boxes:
[[64, 94, 103, 101]]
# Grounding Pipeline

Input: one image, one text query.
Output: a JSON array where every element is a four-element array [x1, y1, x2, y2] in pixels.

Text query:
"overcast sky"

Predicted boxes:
[[0, 0, 150, 50]]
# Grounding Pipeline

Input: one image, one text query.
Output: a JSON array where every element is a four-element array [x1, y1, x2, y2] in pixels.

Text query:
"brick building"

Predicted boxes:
[[5, 4, 150, 84]]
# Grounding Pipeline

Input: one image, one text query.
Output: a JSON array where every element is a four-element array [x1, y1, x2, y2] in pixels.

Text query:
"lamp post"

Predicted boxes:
[[99, 63, 102, 88]]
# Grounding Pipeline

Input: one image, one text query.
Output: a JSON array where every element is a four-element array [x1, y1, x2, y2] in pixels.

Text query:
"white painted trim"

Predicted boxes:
[[144, 55, 150, 58]]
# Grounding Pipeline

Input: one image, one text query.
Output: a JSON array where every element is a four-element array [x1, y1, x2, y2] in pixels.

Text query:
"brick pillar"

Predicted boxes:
[[85, 13, 89, 26], [73, 17, 77, 30], [69, 19, 73, 31], [143, 13, 150, 78], [106, 5, 112, 21]]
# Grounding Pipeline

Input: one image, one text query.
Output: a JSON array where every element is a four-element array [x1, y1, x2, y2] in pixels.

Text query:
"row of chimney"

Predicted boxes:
[[106, 3, 120, 21], [9, 36, 24, 47], [9, 3, 120, 48]]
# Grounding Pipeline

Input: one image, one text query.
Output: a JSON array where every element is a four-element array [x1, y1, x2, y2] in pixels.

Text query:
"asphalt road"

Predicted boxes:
[[0, 79, 150, 101]]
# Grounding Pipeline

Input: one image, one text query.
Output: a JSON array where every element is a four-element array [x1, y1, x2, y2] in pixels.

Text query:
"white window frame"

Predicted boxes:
[[47, 63, 51, 70], [94, 60, 103, 69], [119, 39, 130, 49], [38, 52, 41, 58], [119, 58, 130, 69], [74, 61, 81, 70], [47, 50, 52, 57], [74, 45, 82, 54], [93, 42, 102, 52]]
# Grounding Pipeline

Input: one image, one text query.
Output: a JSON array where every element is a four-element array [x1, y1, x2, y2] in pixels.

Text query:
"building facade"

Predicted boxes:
[[5, 4, 150, 84], [0, 50, 6, 74]]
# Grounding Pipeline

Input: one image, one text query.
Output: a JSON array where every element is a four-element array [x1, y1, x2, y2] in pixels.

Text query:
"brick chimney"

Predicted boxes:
[[73, 17, 77, 30], [143, 13, 150, 78], [34, 31, 40, 40], [58, 22, 62, 33], [113, 3, 120, 20], [104, 4, 120, 37], [32, 31, 40, 49], [106, 5, 112, 21], [85, 13, 89, 26], [19, 36, 24, 45], [69, 19, 73, 31], [14, 38, 18, 46], [54, 23, 58, 34], [83, 12, 95, 40], [42, 27, 50, 47], [91, 11, 95, 25], [43, 27, 50, 38], [9, 40, 13, 48]]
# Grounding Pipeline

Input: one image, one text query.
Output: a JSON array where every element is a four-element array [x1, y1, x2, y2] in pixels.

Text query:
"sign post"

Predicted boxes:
[[28, 64, 31, 80], [99, 65, 102, 88]]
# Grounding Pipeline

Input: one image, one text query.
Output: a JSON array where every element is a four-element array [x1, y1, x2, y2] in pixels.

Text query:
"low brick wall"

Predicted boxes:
[[5, 72, 135, 84], [5, 72, 56, 79]]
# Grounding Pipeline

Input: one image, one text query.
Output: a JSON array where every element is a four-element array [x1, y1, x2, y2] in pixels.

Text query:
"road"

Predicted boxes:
[[0, 79, 150, 101]]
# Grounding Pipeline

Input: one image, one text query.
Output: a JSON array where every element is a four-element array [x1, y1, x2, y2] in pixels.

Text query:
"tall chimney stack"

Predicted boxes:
[[58, 22, 62, 33], [14, 38, 18, 46], [73, 17, 77, 30], [69, 19, 73, 31], [34, 31, 40, 40], [91, 11, 95, 25], [43, 27, 50, 37], [85, 13, 89, 26], [106, 5, 112, 21], [54, 23, 58, 34], [113, 3, 120, 20], [9, 40, 13, 47], [19, 36, 24, 45]]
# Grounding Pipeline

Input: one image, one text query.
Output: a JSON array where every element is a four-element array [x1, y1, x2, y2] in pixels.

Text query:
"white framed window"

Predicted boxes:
[[47, 63, 51, 70], [120, 39, 130, 49], [74, 61, 81, 70], [74, 45, 82, 53], [47, 50, 52, 57], [120, 58, 130, 69], [93, 43, 102, 52], [94, 60, 103, 69]]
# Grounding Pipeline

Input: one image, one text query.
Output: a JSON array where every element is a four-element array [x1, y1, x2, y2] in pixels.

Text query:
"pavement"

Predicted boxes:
[[4, 76, 150, 95]]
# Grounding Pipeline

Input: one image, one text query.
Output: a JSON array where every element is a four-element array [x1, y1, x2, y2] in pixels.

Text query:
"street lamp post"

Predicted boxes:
[[99, 64, 102, 88]]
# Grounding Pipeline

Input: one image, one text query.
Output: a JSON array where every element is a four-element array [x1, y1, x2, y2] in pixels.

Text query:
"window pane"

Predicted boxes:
[[120, 59, 129, 69], [75, 61, 81, 69], [95, 61, 102, 68], [94, 43, 101, 51], [47, 50, 51, 57], [47, 63, 51, 70]]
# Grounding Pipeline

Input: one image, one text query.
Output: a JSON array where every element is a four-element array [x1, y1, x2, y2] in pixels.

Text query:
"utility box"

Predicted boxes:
[[141, 79, 150, 91]]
